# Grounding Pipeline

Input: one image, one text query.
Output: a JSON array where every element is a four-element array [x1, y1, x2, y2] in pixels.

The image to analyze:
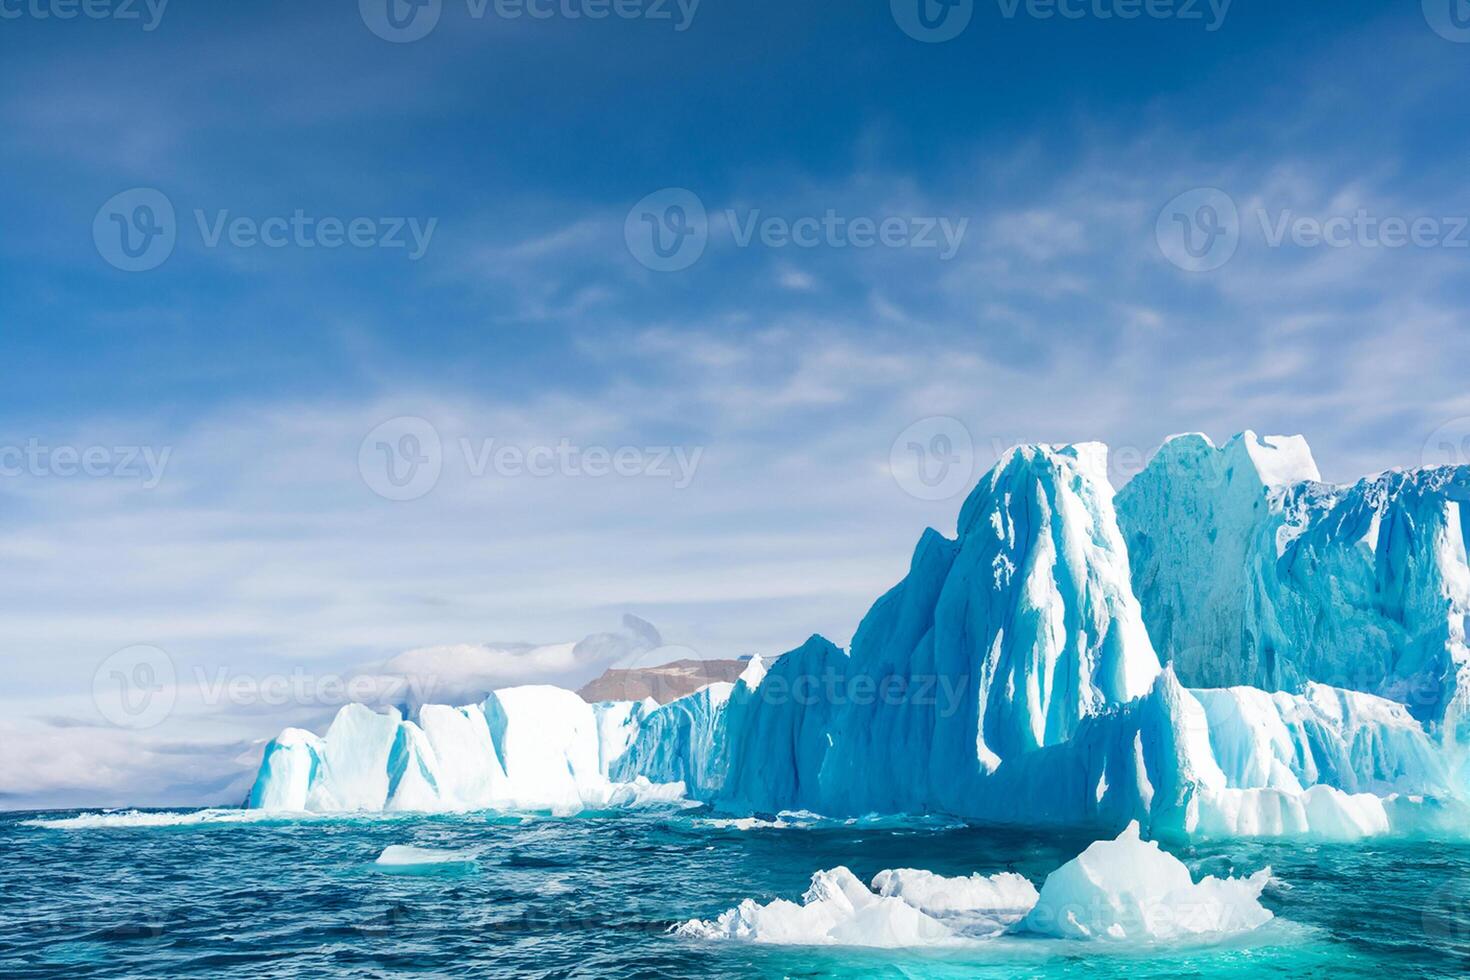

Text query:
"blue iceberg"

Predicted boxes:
[[246, 435, 1470, 839]]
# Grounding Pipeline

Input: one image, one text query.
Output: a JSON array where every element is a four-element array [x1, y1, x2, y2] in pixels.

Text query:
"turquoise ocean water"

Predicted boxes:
[[3, 806, 1469, 978]]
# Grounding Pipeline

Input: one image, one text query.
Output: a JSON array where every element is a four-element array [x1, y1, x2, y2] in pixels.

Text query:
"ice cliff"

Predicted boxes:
[[247, 686, 680, 813], [1116, 431, 1470, 743], [246, 435, 1470, 838]]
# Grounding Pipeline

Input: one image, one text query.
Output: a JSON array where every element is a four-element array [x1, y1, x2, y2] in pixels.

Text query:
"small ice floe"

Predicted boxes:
[[373, 845, 479, 874]]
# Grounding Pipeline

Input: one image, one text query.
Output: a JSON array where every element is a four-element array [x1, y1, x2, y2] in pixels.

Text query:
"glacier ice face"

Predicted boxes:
[[610, 656, 768, 799], [248, 686, 686, 813], [1117, 431, 1470, 738], [482, 686, 605, 810], [722, 444, 1162, 817], [955, 664, 1451, 839], [1020, 821, 1272, 941], [611, 683, 734, 797]]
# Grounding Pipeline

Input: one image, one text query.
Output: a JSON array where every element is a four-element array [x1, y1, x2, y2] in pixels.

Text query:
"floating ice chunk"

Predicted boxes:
[[1020, 822, 1271, 941], [676, 866, 955, 947], [870, 868, 1038, 917], [374, 845, 478, 871]]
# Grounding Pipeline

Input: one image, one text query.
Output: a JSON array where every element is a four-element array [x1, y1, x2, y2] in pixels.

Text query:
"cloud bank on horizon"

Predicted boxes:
[[2, 0, 1470, 807]]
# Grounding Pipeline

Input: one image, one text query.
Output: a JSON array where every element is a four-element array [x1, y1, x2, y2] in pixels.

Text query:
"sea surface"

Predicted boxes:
[[3, 806, 1469, 978]]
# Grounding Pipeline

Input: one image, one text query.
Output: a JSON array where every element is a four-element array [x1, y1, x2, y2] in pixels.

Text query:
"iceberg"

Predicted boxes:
[[675, 865, 1030, 946], [245, 434, 1469, 840], [248, 687, 686, 813], [1020, 821, 1272, 941], [723, 444, 1163, 817]]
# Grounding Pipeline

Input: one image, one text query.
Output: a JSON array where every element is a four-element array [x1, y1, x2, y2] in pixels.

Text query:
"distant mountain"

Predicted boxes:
[[577, 658, 752, 704]]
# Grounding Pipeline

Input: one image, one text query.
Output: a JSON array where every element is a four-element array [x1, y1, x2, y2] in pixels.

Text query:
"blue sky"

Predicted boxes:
[[3, 0, 1470, 807]]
